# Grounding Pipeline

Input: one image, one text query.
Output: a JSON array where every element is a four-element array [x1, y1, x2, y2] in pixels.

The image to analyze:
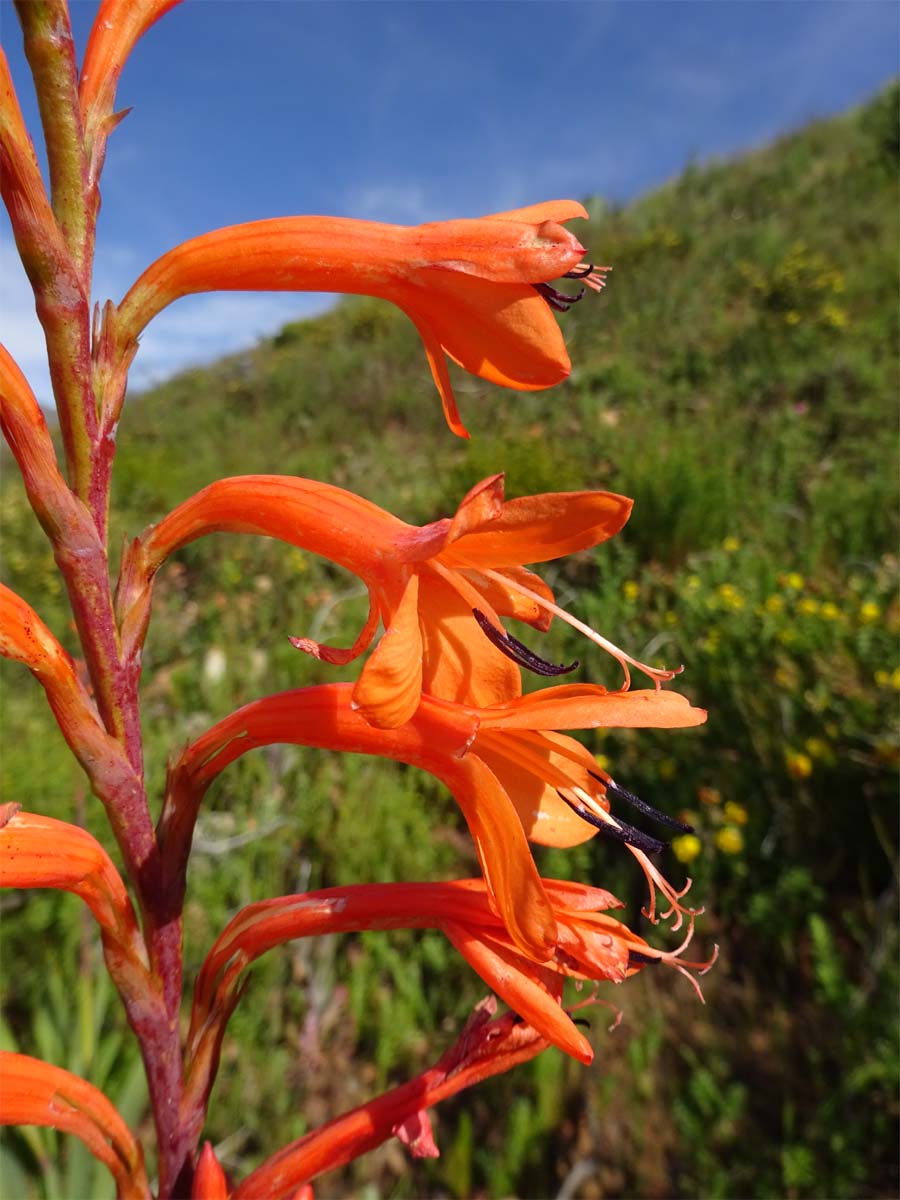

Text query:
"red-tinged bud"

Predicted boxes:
[[0, 1052, 151, 1199], [192, 1141, 229, 1199]]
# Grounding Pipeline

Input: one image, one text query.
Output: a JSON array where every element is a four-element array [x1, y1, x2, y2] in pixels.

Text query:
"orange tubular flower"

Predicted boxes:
[[0, 804, 147, 975], [0, 583, 140, 798], [0, 1052, 151, 1200], [107, 201, 608, 436], [186, 877, 714, 1097], [119, 472, 677, 729], [231, 998, 549, 1200], [165, 682, 707, 962]]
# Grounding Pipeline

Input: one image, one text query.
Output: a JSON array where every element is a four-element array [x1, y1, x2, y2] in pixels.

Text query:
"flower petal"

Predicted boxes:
[[0, 1052, 150, 1199], [473, 733, 598, 848], [478, 685, 708, 731], [411, 214, 584, 282], [414, 274, 571, 391], [438, 490, 633, 569], [403, 307, 470, 438], [484, 200, 589, 226], [352, 573, 423, 728], [290, 591, 381, 666], [444, 924, 592, 1063], [418, 572, 521, 709], [438, 754, 557, 961]]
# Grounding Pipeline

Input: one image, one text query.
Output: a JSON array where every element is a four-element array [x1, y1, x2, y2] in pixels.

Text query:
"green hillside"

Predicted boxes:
[[2, 85, 898, 1199]]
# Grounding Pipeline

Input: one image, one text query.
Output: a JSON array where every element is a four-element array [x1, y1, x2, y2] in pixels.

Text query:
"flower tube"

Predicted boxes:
[[108, 202, 608, 436], [0, 1052, 150, 1200]]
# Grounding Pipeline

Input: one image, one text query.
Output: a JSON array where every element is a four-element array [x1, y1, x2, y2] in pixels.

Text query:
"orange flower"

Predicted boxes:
[[0, 804, 146, 969], [186, 877, 714, 1101], [0, 583, 141, 802], [166, 682, 707, 962], [120, 472, 677, 729], [108, 202, 608, 436], [0, 1052, 150, 1199]]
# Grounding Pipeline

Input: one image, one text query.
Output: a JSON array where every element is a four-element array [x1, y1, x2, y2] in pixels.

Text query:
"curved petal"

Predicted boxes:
[[439, 490, 633, 569], [444, 924, 592, 1063], [484, 200, 589, 225], [403, 307, 470, 438], [445, 475, 506, 542], [418, 572, 521, 708], [414, 274, 571, 392], [473, 735, 598, 848], [352, 573, 423, 728], [437, 754, 557, 961], [479, 685, 708, 731], [460, 564, 556, 630], [0, 808, 142, 945], [290, 590, 381, 665], [0, 1053, 150, 1199]]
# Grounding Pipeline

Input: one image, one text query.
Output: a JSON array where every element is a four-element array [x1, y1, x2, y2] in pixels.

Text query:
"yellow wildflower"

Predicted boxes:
[[859, 600, 881, 624], [797, 598, 819, 616], [783, 573, 805, 591], [717, 583, 745, 610], [722, 536, 741, 553], [686, 575, 701, 592], [820, 601, 841, 621], [622, 580, 640, 601], [765, 595, 785, 615], [804, 737, 830, 761], [785, 750, 813, 780], [672, 834, 702, 865], [715, 826, 744, 855], [723, 801, 748, 825]]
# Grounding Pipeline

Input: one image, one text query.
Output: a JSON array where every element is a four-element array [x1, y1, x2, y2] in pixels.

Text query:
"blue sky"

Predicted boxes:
[[2, 0, 897, 405]]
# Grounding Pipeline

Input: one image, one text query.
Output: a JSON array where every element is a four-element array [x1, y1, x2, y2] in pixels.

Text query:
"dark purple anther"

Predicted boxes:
[[555, 791, 668, 856], [473, 609, 579, 677], [595, 776, 695, 833], [533, 282, 586, 312]]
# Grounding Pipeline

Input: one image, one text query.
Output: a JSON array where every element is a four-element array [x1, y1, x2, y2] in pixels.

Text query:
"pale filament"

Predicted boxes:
[[572, 786, 701, 932], [478, 567, 681, 691], [640, 922, 720, 1004], [580, 264, 611, 293]]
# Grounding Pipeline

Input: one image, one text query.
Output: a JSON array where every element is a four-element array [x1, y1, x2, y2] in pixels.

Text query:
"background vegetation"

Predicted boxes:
[[2, 85, 898, 1199]]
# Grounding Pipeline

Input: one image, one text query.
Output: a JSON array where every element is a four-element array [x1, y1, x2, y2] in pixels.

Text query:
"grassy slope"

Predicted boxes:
[[2, 85, 898, 1199]]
